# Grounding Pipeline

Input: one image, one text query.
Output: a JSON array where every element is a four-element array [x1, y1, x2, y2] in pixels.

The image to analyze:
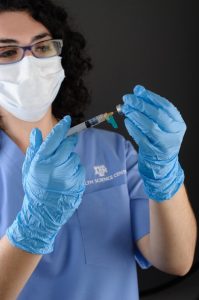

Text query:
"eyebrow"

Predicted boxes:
[[0, 33, 52, 45]]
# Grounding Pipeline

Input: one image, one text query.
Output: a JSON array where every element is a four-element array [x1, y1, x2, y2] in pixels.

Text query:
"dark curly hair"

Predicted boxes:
[[0, 0, 93, 125]]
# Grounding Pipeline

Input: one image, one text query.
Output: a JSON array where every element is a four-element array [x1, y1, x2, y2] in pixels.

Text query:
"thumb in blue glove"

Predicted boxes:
[[22, 128, 43, 190]]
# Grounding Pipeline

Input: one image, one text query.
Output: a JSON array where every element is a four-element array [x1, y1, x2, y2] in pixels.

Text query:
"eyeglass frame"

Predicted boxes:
[[0, 39, 64, 65]]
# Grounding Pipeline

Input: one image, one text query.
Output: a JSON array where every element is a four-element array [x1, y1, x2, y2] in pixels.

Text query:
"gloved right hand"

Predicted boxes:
[[121, 85, 186, 201], [6, 116, 85, 254]]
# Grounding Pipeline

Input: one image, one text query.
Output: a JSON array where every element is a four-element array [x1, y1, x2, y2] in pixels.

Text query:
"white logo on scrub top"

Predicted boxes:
[[94, 165, 108, 177]]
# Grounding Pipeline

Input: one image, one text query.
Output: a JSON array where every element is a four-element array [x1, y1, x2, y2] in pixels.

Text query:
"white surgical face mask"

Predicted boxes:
[[0, 55, 65, 122]]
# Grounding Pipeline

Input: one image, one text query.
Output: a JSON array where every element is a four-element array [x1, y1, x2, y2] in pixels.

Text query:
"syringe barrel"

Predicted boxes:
[[67, 122, 87, 136], [86, 114, 105, 126], [66, 114, 105, 136]]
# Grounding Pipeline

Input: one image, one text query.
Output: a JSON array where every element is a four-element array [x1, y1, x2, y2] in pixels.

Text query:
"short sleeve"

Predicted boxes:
[[125, 140, 151, 269]]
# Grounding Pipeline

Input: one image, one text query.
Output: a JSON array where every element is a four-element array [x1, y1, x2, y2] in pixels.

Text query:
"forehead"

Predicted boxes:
[[0, 11, 50, 44]]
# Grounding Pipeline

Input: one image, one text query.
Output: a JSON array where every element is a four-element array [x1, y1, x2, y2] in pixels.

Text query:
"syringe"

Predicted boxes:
[[67, 105, 123, 137]]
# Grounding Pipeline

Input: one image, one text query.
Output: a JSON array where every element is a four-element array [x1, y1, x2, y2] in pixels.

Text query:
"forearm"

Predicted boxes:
[[0, 235, 42, 300], [148, 184, 197, 275]]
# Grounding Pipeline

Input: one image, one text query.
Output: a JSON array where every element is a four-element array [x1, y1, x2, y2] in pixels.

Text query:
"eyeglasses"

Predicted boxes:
[[0, 39, 63, 65]]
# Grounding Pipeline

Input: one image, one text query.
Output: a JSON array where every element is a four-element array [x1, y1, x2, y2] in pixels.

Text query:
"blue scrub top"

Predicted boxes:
[[0, 128, 151, 300]]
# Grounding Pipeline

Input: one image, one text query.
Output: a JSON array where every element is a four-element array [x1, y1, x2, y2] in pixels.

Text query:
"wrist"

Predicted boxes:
[[6, 195, 60, 254], [138, 155, 185, 201]]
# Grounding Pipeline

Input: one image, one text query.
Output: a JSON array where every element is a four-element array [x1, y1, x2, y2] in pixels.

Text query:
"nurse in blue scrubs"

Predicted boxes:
[[0, 1, 197, 300]]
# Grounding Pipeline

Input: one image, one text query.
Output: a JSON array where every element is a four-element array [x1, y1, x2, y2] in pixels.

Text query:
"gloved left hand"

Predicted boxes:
[[122, 85, 186, 201], [6, 116, 85, 254]]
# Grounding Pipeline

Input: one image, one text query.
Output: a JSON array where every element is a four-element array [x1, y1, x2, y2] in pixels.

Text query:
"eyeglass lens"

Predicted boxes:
[[0, 40, 63, 64]]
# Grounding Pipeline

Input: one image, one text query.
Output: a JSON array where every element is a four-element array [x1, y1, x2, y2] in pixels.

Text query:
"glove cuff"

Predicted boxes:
[[6, 196, 60, 254], [139, 156, 185, 201], [6, 223, 56, 255]]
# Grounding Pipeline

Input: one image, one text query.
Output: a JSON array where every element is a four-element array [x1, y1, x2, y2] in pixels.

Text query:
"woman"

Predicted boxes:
[[0, 0, 197, 299]]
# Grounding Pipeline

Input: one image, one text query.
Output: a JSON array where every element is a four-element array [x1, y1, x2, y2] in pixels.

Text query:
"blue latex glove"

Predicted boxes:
[[6, 116, 85, 254], [122, 85, 186, 201]]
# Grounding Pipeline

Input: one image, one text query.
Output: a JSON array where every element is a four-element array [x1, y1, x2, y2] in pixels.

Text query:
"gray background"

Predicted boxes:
[[55, 0, 198, 298]]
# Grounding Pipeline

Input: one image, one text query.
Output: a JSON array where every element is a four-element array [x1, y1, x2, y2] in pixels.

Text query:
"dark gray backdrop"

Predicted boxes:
[[54, 0, 198, 298]]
